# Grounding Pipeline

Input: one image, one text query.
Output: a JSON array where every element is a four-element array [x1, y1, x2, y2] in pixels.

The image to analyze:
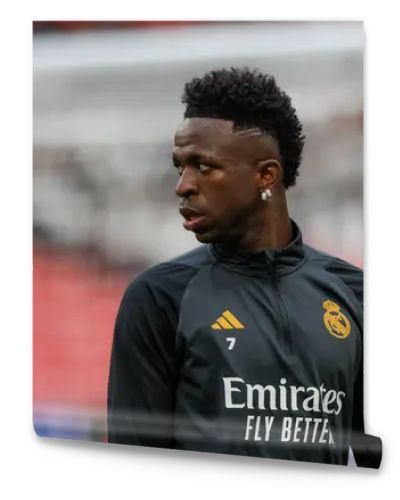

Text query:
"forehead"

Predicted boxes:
[[173, 118, 234, 157], [173, 117, 277, 163]]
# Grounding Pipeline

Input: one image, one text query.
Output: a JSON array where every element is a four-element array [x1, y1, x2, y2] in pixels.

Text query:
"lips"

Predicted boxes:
[[179, 207, 208, 232]]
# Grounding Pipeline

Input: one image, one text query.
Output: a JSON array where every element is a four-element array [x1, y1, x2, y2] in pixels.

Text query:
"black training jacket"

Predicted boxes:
[[107, 221, 382, 468]]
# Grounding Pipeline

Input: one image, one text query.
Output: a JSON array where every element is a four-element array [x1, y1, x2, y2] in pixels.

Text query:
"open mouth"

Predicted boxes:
[[179, 207, 209, 233], [182, 214, 207, 232]]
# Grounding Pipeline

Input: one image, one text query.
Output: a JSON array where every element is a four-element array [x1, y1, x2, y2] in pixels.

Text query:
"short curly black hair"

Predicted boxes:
[[181, 67, 305, 188]]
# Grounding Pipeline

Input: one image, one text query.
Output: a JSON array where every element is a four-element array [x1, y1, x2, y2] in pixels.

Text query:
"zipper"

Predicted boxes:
[[266, 258, 293, 357]]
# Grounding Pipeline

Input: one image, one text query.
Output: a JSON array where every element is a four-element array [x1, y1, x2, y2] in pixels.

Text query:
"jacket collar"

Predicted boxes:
[[208, 219, 306, 278]]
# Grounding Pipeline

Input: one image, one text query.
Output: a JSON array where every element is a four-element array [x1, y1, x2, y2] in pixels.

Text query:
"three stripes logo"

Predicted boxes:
[[211, 310, 245, 330]]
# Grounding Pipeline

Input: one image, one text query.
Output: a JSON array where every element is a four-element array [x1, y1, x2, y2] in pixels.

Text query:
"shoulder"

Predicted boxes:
[[304, 244, 363, 305], [304, 243, 362, 280], [122, 245, 211, 304]]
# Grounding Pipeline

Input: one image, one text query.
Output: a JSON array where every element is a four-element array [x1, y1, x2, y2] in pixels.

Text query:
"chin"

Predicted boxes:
[[194, 232, 214, 244], [194, 228, 224, 244]]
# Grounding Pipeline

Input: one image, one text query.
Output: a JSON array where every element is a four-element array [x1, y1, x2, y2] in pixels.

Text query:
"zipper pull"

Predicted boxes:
[[265, 253, 277, 279]]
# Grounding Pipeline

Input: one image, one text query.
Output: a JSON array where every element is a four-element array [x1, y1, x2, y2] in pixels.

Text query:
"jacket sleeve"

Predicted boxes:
[[107, 270, 178, 448], [328, 258, 382, 468]]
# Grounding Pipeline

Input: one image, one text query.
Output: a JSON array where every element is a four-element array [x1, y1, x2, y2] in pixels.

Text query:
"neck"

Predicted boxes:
[[227, 197, 293, 253]]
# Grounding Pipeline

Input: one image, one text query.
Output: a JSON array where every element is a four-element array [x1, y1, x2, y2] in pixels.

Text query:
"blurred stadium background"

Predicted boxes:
[[33, 21, 363, 442]]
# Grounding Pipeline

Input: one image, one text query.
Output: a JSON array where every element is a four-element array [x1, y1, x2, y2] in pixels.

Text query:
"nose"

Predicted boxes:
[[175, 166, 199, 199]]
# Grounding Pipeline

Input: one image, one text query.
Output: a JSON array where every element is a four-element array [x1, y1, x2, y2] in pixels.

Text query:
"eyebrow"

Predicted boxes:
[[171, 153, 217, 165]]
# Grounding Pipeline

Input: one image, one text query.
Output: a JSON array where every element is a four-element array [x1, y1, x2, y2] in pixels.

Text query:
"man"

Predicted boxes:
[[108, 67, 381, 467]]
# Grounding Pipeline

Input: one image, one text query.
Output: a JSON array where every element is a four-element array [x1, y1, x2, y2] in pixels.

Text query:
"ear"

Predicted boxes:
[[255, 159, 283, 191]]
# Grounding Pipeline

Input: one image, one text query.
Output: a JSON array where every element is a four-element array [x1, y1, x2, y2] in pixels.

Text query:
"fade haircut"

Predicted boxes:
[[181, 67, 305, 188]]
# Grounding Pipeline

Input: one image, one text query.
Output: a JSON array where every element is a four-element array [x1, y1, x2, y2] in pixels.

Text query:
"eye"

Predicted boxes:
[[198, 164, 211, 173]]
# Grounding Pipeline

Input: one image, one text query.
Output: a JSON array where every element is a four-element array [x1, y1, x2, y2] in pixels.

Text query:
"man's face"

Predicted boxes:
[[172, 117, 269, 244]]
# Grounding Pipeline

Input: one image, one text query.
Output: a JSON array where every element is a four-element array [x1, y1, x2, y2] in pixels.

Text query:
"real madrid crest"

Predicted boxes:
[[323, 300, 351, 339]]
